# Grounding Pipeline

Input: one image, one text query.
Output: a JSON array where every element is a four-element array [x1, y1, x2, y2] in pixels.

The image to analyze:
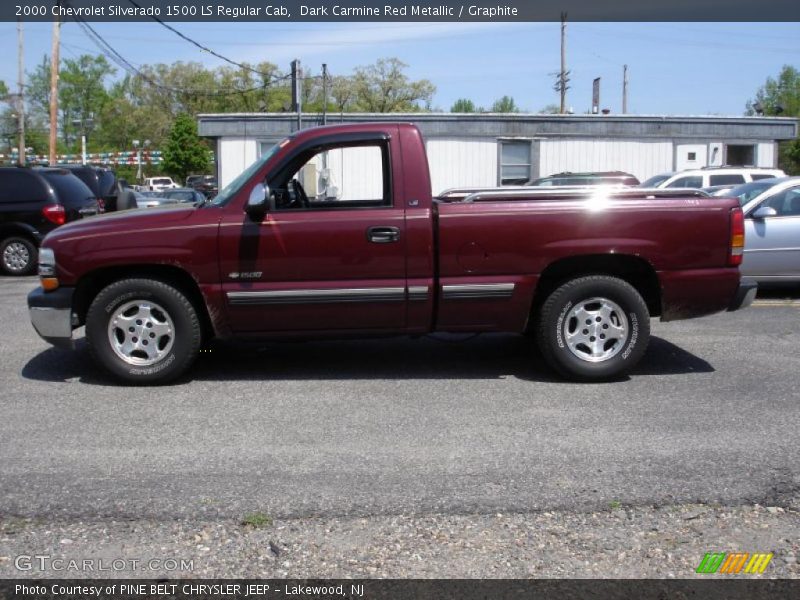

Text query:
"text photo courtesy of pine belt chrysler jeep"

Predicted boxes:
[[27, 123, 757, 384]]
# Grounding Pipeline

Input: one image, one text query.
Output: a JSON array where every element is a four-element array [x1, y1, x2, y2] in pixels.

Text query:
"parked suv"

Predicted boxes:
[[186, 174, 218, 198], [145, 176, 179, 191], [641, 167, 785, 189], [57, 164, 123, 212], [0, 167, 99, 275], [528, 171, 640, 187]]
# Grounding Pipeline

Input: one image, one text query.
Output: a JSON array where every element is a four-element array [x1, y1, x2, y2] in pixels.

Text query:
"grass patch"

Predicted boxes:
[[241, 512, 273, 529], [609, 500, 622, 510]]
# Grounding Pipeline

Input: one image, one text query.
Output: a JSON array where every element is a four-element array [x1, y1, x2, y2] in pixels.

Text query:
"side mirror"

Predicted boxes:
[[751, 206, 777, 220], [245, 183, 274, 217]]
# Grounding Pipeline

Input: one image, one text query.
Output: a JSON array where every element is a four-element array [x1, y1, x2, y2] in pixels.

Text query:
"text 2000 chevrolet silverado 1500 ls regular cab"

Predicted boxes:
[[27, 123, 756, 384]]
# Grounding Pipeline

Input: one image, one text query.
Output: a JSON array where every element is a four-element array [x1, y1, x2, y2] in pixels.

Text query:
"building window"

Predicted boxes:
[[726, 144, 755, 166], [499, 141, 532, 185], [687, 152, 697, 161]]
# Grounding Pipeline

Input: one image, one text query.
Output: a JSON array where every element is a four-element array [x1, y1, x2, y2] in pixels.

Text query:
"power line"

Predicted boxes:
[[126, 0, 283, 80], [71, 15, 281, 97]]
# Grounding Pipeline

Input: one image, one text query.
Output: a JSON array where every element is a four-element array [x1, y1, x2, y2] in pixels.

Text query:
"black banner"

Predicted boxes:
[[2, 580, 800, 600], [4, 0, 800, 22]]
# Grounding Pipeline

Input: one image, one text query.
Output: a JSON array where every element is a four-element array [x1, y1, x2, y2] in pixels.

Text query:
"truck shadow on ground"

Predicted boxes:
[[21, 334, 713, 386]]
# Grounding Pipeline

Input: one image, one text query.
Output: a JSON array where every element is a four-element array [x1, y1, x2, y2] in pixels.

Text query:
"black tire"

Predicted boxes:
[[536, 275, 650, 381], [1, 236, 37, 276], [85, 278, 202, 384]]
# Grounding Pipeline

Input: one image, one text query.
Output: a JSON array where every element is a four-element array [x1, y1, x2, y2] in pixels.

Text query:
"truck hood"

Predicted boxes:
[[43, 205, 197, 246]]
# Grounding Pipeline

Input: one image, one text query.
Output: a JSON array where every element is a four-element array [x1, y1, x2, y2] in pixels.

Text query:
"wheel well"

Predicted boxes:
[[532, 254, 661, 319], [0, 225, 38, 245], [73, 265, 215, 340]]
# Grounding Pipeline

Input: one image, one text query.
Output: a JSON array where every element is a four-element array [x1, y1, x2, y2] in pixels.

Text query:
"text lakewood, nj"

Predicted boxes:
[[33, 4, 519, 20]]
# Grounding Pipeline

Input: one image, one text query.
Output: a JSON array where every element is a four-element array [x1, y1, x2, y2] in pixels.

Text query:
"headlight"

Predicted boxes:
[[38, 248, 59, 291]]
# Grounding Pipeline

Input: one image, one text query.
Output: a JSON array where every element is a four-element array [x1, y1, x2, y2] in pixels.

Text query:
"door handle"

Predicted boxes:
[[367, 226, 400, 243]]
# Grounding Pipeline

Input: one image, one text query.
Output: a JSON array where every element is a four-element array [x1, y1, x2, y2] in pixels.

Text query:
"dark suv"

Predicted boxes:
[[186, 174, 218, 199], [56, 164, 124, 211], [0, 167, 99, 275], [528, 171, 640, 187]]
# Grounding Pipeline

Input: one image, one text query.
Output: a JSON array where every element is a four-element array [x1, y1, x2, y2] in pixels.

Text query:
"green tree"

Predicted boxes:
[[538, 103, 560, 114], [490, 96, 519, 113], [329, 75, 356, 113], [747, 65, 800, 174], [59, 55, 115, 148], [161, 113, 210, 183], [351, 58, 435, 112], [450, 98, 480, 112]]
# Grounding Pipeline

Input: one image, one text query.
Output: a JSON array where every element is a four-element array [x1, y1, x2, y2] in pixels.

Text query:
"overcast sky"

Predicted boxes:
[[1, 20, 798, 116]]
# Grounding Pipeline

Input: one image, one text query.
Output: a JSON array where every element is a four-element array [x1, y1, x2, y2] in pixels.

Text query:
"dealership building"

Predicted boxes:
[[197, 112, 798, 194]]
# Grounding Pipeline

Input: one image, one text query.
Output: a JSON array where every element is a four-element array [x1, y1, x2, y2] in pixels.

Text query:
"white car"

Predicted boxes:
[[641, 167, 785, 190], [144, 177, 179, 191]]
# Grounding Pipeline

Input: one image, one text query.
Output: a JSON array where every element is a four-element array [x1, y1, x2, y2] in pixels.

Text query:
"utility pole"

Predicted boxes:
[[622, 64, 629, 114], [49, 11, 61, 165], [291, 59, 302, 132], [559, 12, 567, 114], [16, 19, 25, 167], [322, 63, 328, 126]]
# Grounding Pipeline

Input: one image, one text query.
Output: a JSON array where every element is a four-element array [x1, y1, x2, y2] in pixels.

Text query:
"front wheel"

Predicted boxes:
[[85, 279, 202, 384], [536, 276, 650, 381]]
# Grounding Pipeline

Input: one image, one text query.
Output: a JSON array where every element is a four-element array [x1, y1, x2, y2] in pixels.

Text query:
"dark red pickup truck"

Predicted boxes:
[[28, 122, 756, 384]]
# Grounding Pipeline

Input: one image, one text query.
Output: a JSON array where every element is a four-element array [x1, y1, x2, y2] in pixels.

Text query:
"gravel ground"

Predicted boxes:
[[2, 501, 798, 579]]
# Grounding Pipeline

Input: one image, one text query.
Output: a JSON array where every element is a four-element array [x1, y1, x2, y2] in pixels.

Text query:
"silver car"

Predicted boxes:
[[727, 177, 800, 283]]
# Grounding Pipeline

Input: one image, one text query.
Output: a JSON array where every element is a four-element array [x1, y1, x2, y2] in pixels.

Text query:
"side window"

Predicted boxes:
[[751, 174, 776, 181], [761, 188, 800, 216], [709, 174, 745, 186], [666, 176, 703, 188], [276, 143, 389, 209], [0, 171, 48, 204], [499, 141, 531, 185]]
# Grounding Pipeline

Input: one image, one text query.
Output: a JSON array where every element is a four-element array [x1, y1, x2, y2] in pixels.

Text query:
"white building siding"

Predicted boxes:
[[757, 143, 775, 167], [425, 137, 497, 195], [675, 144, 708, 171], [218, 137, 259, 189], [539, 139, 673, 182]]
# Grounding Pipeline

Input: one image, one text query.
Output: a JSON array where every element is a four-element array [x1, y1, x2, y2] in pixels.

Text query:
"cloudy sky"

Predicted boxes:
[[1, 20, 798, 115]]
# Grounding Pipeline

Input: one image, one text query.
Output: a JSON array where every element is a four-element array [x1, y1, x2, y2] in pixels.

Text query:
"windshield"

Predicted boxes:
[[727, 180, 777, 207], [210, 139, 286, 207], [152, 178, 172, 185], [640, 174, 671, 187]]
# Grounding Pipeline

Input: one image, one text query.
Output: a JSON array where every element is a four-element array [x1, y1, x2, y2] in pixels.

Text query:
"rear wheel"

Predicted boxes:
[[1, 236, 37, 276], [85, 278, 202, 384], [536, 276, 650, 381]]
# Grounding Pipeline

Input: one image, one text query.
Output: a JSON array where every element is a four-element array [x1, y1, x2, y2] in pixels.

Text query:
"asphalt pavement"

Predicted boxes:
[[1, 276, 799, 523]]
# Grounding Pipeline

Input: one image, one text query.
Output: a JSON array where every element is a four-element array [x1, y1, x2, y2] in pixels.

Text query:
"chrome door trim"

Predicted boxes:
[[441, 283, 515, 300], [227, 287, 406, 305], [408, 286, 429, 301]]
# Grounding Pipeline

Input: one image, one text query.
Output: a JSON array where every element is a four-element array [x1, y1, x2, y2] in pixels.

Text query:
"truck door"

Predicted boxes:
[[218, 134, 408, 334]]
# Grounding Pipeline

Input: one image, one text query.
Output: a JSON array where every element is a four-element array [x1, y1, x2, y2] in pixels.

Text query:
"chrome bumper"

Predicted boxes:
[[28, 287, 75, 349]]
